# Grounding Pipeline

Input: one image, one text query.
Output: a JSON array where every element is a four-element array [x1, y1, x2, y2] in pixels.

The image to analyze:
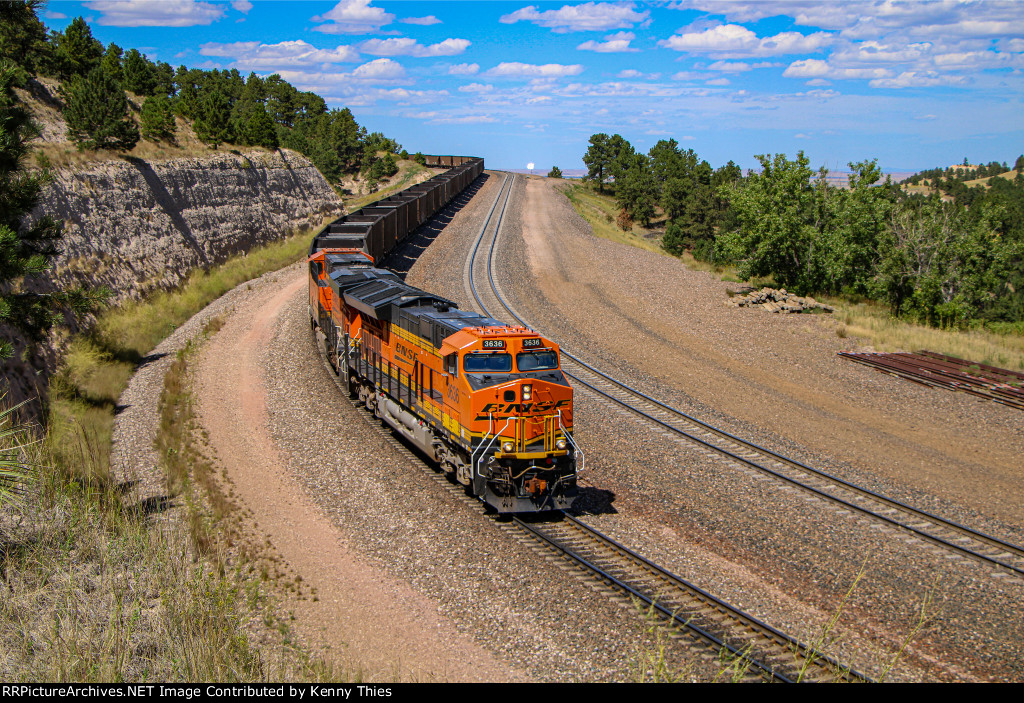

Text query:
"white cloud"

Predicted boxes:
[[313, 0, 394, 34], [869, 71, 970, 89], [484, 62, 585, 79], [84, 0, 224, 27], [449, 63, 480, 76], [458, 83, 494, 93], [708, 61, 751, 72], [43, 11, 67, 19], [350, 58, 406, 81], [577, 31, 639, 53], [231, 0, 252, 13], [660, 24, 834, 58], [199, 40, 361, 69], [706, 77, 730, 86], [553, 81, 687, 98], [360, 37, 470, 57], [500, 2, 648, 33], [401, 15, 441, 26], [783, 59, 892, 80], [829, 40, 932, 66], [431, 115, 498, 124], [618, 69, 661, 80]]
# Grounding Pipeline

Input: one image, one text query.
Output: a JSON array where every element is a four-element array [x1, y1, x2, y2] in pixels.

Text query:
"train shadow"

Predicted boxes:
[[384, 173, 490, 277], [570, 487, 618, 516]]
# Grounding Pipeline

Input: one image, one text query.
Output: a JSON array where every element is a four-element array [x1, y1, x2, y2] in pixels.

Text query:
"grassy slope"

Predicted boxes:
[[557, 180, 1024, 370], [2, 228, 350, 682], [340, 159, 437, 212]]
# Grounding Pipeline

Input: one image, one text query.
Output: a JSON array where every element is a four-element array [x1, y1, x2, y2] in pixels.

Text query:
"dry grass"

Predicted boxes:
[[558, 182, 666, 255], [0, 222, 351, 682], [341, 159, 437, 212], [829, 299, 1024, 370], [963, 169, 1020, 188], [0, 419, 337, 681]]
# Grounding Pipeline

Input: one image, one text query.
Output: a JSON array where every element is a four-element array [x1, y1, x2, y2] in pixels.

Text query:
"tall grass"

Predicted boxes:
[[558, 182, 666, 254], [1, 225, 346, 681], [833, 301, 1024, 370], [341, 159, 434, 212]]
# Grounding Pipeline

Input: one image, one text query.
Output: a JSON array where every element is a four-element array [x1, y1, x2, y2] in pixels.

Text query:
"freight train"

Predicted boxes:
[[307, 157, 580, 513]]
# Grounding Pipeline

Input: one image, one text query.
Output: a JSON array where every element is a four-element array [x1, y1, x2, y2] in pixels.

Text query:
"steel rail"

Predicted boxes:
[[515, 515, 872, 683], [464, 173, 871, 682], [468, 175, 1024, 581]]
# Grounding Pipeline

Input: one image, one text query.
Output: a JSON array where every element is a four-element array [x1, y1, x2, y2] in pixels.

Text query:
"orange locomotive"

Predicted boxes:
[[309, 249, 581, 513]]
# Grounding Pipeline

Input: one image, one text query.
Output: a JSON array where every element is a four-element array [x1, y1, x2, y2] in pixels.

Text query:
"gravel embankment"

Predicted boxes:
[[114, 171, 1024, 682], [478, 175, 1024, 682]]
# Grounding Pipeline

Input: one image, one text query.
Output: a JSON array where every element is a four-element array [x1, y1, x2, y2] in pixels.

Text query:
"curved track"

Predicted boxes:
[[461, 173, 872, 682], [469, 173, 1024, 583]]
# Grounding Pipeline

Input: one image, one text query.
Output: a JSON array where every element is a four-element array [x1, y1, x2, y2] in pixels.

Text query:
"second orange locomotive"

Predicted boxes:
[[309, 248, 580, 513]]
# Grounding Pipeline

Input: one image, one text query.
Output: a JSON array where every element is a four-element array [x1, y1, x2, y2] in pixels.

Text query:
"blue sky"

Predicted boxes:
[[39, 1, 1024, 173]]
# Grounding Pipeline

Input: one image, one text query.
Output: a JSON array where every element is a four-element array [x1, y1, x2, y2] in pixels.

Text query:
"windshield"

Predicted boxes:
[[516, 351, 558, 371], [464, 353, 512, 373]]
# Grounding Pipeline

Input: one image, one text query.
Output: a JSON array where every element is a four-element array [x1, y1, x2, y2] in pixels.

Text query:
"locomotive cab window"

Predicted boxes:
[[464, 353, 512, 373], [516, 350, 558, 371]]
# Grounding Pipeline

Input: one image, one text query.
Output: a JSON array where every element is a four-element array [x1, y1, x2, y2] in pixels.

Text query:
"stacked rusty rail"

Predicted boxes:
[[839, 351, 1024, 410]]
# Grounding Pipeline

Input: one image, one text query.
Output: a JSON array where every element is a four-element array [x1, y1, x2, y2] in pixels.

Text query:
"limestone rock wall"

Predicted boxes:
[[3, 148, 342, 418], [37, 148, 343, 301]]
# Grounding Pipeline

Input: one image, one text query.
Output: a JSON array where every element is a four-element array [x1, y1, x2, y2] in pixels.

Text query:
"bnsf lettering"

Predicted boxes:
[[480, 400, 570, 414], [395, 341, 417, 361]]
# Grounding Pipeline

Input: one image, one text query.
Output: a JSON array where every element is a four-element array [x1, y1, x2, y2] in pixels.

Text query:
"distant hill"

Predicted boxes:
[[502, 167, 916, 185]]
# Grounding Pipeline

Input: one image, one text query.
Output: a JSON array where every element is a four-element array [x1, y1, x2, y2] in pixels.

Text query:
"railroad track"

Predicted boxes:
[[515, 513, 873, 682], [457, 172, 871, 682], [468, 172, 1024, 584], [320, 338, 860, 682]]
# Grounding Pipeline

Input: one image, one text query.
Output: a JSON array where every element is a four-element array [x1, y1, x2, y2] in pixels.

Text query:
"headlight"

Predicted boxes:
[[502, 441, 514, 453], [555, 438, 567, 450], [522, 384, 532, 400]]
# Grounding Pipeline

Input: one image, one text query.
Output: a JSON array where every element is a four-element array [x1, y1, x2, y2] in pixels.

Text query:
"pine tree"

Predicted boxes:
[[140, 94, 175, 142], [60, 68, 139, 151], [100, 43, 123, 83], [242, 103, 278, 149], [0, 63, 95, 361], [583, 133, 611, 192], [0, 0, 51, 76], [547, 166, 563, 179], [50, 17, 103, 80], [193, 88, 232, 148], [121, 48, 157, 95]]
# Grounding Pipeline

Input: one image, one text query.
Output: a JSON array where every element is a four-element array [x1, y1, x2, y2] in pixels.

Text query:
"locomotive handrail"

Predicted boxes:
[[557, 409, 584, 475], [472, 413, 511, 482]]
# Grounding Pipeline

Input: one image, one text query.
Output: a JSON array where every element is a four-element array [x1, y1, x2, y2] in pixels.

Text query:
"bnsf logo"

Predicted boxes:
[[479, 399, 570, 414], [395, 341, 417, 361]]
